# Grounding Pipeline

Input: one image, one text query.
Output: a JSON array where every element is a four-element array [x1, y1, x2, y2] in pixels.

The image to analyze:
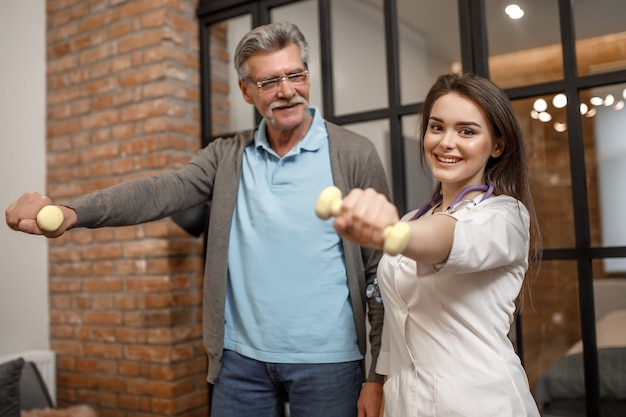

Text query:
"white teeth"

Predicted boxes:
[[437, 156, 457, 163]]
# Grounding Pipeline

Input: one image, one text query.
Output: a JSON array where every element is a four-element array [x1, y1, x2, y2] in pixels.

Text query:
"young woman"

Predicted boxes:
[[332, 72, 542, 417]]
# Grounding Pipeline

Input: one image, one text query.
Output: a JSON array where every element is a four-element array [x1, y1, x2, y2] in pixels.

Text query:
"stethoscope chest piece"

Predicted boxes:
[[366, 277, 382, 303]]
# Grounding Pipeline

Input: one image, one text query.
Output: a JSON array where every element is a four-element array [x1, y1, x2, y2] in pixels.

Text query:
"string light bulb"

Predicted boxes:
[[553, 122, 567, 132], [552, 93, 567, 109], [538, 112, 552, 122], [533, 98, 548, 112]]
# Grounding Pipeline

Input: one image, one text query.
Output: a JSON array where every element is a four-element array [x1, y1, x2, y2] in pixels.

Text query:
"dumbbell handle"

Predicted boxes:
[[314, 186, 410, 256]]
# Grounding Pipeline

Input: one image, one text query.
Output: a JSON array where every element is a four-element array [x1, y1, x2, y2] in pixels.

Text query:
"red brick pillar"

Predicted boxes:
[[46, 1, 208, 415]]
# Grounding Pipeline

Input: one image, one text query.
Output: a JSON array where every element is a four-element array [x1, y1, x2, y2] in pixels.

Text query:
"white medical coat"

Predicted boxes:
[[376, 195, 540, 417]]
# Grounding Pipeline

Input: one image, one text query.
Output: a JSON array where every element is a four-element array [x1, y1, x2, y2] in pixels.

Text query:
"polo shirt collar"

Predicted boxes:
[[254, 106, 326, 155]]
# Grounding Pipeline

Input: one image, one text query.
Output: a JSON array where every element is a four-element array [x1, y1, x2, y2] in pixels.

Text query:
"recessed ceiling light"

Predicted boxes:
[[505, 4, 525, 19]]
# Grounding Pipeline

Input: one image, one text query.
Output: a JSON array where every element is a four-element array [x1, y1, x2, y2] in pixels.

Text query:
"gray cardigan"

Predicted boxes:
[[70, 122, 390, 383]]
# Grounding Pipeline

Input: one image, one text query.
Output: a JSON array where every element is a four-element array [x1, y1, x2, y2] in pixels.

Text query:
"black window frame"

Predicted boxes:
[[196, 1, 626, 415]]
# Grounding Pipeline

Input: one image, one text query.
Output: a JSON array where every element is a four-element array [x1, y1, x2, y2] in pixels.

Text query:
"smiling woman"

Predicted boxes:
[[327, 72, 541, 417], [422, 92, 505, 198]]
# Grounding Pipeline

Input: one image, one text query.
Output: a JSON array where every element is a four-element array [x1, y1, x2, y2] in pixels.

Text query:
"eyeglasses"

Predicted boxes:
[[247, 70, 309, 94]]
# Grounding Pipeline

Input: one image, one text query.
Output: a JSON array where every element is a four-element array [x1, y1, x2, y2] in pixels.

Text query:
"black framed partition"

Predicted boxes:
[[196, 1, 626, 415]]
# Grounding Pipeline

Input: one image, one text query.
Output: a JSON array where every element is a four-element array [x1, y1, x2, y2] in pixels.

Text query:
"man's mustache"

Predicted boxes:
[[269, 96, 308, 110]]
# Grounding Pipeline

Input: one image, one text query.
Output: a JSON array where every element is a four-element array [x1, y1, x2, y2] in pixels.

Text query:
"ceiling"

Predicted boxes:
[[354, 0, 626, 61]]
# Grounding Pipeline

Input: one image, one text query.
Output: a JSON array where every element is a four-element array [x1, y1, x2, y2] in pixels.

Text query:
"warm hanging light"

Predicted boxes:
[[604, 94, 615, 106], [580, 103, 589, 115], [538, 112, 552, 122], [533, 98, 548, 112], [552, 93, 567, 109], [590, 96, 604, 106], [553, 122, 567, 132]]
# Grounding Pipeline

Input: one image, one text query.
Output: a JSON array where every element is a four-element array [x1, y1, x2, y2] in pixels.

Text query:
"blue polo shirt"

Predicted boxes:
[[223, 107, 362, 364]]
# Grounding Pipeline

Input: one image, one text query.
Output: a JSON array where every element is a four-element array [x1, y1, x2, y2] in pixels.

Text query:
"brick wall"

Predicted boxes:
[[46, 1, 209, 415]]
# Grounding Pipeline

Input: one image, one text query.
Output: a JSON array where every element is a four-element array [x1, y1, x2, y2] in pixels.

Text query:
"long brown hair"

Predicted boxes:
[[419, 72, 542, 306]]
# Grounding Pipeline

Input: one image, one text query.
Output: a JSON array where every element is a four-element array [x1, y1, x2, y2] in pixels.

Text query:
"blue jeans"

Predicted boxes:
[[210, 350, 363, 417]]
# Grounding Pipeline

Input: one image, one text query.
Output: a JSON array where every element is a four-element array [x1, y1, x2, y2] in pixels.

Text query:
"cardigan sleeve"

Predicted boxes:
[[68, 132, 250, 229]]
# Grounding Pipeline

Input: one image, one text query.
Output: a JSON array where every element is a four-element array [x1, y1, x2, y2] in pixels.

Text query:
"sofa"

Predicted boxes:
[[0, 357, 95, 417]]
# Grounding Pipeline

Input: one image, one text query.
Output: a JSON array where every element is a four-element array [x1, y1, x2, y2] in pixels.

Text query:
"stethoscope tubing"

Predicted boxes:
[[367, 183, 494, 303], [409, 183, 494, 221]]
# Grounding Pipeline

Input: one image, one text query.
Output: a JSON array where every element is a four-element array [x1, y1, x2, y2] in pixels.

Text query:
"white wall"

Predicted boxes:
[[0, 1, 49, 356]]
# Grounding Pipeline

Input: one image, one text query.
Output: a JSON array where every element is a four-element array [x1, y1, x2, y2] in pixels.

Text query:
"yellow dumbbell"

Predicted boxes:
[[36, 205, 64, 232], [315, 186, 410, 256]]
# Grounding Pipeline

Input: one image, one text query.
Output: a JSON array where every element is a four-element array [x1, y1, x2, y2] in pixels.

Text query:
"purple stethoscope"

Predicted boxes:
[[409, 182, 495, 221], [366, 183, 495, 303]]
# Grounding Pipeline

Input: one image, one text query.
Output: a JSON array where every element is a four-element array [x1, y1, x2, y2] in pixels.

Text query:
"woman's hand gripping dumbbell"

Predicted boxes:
[[314, 186, 410, 256]]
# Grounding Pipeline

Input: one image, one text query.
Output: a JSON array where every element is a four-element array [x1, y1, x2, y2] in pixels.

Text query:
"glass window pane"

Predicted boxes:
[[210, 16, 254, 136], [511, 96, 575, 248], [342, 120, 392, 195], [521, 260, 581, 410], [533, 265, 626, 414], [398, 0, 461, 105], [402, 114, 434, 213], [591, 265, 626, 320], [574, 0, 626, 76], [331, 0, 388, 115], [486, 0, 563, 89], [583, 83, 626, 254], [271, 0, 323, 112]]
